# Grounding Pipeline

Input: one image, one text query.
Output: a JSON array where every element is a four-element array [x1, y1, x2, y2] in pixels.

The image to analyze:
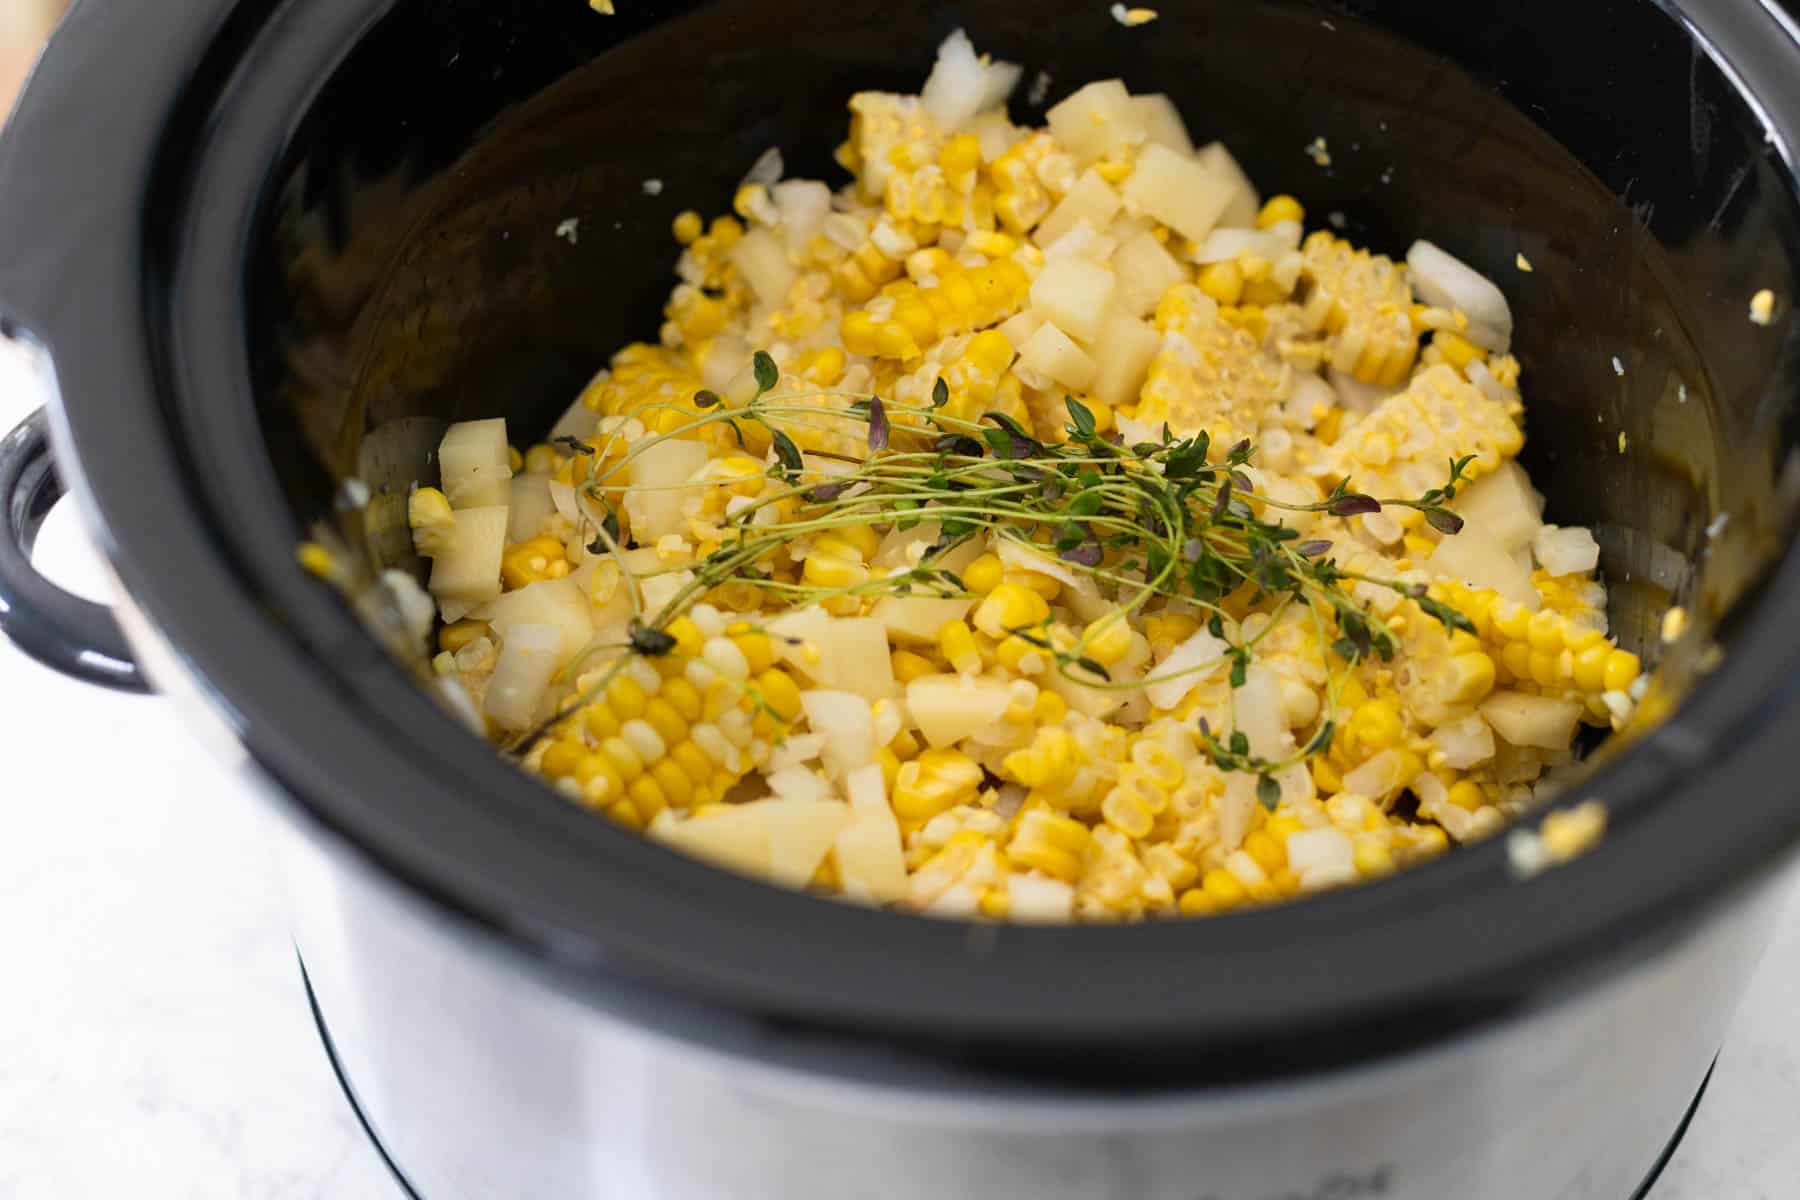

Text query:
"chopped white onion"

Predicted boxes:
[[920, 29, 1022, 133], [1111, 410, 1164, 446], [1286, 372, 1335, 427], [1465, 359, 1513, 406], [996, 535, 1087, 590], [1534, 525, 1601, 576], [1406, 240, 1513, 352], [1145, 629, 1230, 710], [741, 146, 784, 188], [1434, 714, 1496, 769], [1286, 828, 1353, 874], [772, 180, 831, 252]]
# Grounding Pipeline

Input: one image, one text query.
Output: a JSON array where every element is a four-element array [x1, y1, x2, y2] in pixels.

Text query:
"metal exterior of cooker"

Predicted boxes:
[[274, 760, 1783, 1200]]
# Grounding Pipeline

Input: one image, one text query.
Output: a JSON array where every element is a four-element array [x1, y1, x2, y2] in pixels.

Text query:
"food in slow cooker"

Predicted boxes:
[[404, 32, 1641, 922]]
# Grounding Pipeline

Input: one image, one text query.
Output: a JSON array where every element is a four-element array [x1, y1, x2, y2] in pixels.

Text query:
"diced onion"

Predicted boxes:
[[1286, 372, 1335, 427], [1534, 525, 1601, 576], [1145, 629, 1230, 711], [741, 146, 784, 188], [1406, 240, 1514, 352], [921, 28, 1022, 133], [772, 180, 831, 252]]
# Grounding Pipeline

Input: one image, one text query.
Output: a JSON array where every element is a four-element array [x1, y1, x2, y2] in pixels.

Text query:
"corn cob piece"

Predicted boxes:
[[1296, 231, 1420, 387], [536, 624, 802, 829], [1433, 579, 1640, 722], [839, 258, 1031, 360], [1131, 284, 1292, 442], [1320, 363, 1524, 528], [845, 92, 944, 202]]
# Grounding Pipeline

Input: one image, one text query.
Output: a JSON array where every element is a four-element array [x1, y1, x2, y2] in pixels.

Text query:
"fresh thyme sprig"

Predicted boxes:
[[506, 355, 1475, 769]]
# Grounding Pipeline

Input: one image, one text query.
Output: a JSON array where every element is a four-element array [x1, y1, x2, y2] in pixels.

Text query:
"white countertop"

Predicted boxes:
[[0, 370, 1797, 1198]]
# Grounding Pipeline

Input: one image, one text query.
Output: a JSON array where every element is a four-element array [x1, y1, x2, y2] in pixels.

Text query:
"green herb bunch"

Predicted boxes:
[[517, 352, 1475, 795]]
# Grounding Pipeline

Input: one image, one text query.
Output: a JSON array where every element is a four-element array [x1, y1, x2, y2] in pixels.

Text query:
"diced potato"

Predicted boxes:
[[1046, 79, 1143, 163], [1008, 875, 1075, 922], [1450, 461, 1544, 552], [800, 690, 876, 776], [1480, 691, 1582, 749], [507, 473, 558, 543], [906, 674, 1013, 746], [483, 623, 563, 730], [428, 505, 508, 620], [549, 395, 600, 444], [844, 762, 887, 814], [763, 800, 854, 888], [870, 595, 976, 643], [1130, 94, 1194, 155], [1089, 309, 1161, 409], [1122, 143, 1234, 243], [623, 437, 710, 543], [730, 227, 797, 306], [1033, 169, 1123, 249], [1111, 229, 1187, 317], [653, 804, 772, 879], [1428, 527, 1541, 611], [834, 807, 907, 903], [810, 617, 898, 699], [1197, 142, 1261, 229], [1029, 258, 1116, 343], [1018, 321, 1098, 391], [996, 309, 1045, 348], [439, 419, 512, 509], [768, 606, 833, 673], [477, 576, 594, 661], [1234, 665, 1286, 760], [655, 798, 849, 881]]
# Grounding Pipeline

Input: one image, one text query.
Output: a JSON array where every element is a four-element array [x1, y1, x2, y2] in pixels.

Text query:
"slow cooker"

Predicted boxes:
[[3, 1, 1800, 1196]]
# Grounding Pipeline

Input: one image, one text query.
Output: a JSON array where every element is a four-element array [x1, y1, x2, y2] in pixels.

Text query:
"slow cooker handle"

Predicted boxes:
[[0, 407, 148, 692]]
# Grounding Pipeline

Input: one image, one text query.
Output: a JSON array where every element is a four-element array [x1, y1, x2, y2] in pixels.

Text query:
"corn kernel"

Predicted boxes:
[[1257, 195, 1305, 229], [1198, 260, 1244, 305], [973, 582, 1052, 638], [964, 554, 1006, 595], [1434, 783, 1482, 817], [1433, 330, 1483, 369], [1602, 649, 1641, 693], [1352, 835, 1395, 878], [1082, 617, 1134, 666], [939, 619, 984, 674], [892, 649, 936, 683], [1202, 868, 1248, 909]]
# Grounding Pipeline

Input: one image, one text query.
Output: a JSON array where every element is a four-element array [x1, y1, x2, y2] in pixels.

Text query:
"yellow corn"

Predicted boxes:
[[893, 748, 984, 822], [1257, 195, 1304, 229], [1298, 231, 1419, 386]]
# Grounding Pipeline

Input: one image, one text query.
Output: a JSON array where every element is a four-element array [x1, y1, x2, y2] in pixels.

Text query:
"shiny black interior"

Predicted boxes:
[[259, 0, 1800, 681]]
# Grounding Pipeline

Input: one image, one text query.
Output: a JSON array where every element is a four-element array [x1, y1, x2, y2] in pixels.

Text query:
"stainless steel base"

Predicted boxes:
[[299, 957, 1721, 1200]]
